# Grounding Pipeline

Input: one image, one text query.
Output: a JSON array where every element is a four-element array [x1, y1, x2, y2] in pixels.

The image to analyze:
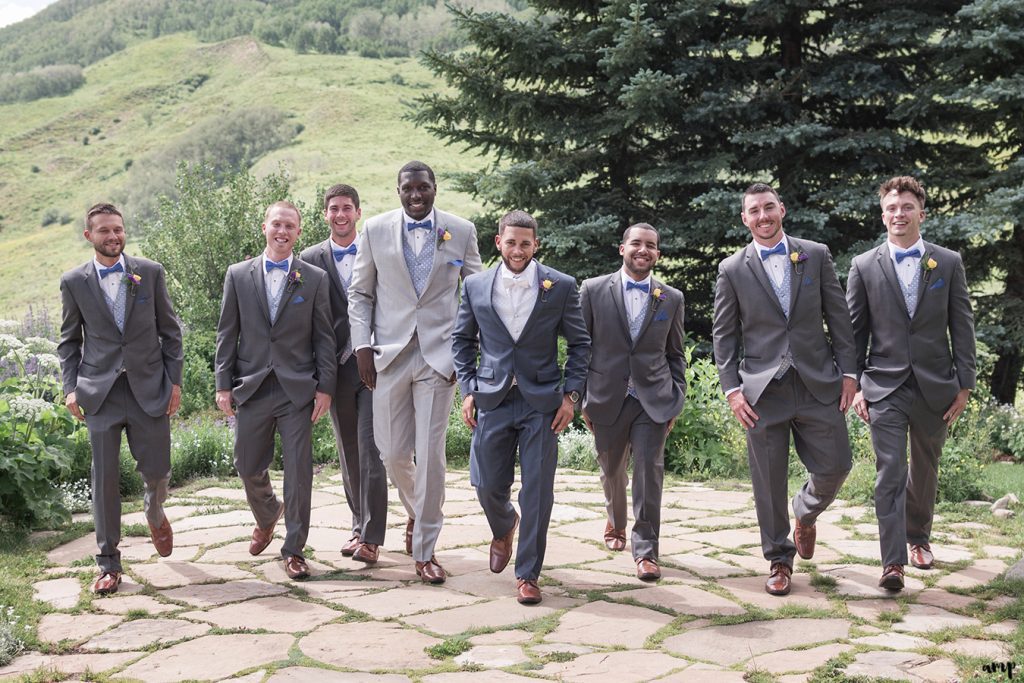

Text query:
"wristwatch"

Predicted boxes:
[[567, 390, 581, 404]]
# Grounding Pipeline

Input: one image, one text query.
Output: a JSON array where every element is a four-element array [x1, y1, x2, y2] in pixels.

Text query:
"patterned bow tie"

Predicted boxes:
[[626, 280, 650, 293], [760, 242, 787, 261], [503, 276, 532, 290], [265, 258, 289, 273], [895, 247, 921, 264], [99, 262, 124, 279], [333, 244, 357, 261], [407, 220, 433, 231]]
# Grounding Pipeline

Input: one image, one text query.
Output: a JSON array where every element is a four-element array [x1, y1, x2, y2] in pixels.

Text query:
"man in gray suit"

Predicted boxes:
[[348, 161, 482, 583], [215, 201, 336, 581], [453, 210, 590, 604], [847, 175, 976, 591], [59, 202, 183, 594], [580, 223, 686, 582], [713, 183, 856, 596], [299, 184, 388, 564]]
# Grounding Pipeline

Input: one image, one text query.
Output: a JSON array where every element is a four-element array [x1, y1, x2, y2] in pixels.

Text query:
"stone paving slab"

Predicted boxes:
[[717, 574, 831, 611], [333, 583, 485, 618], [422, 672, 537, 683], [82, 618, 210, 651], [198, 539, 285, 563], [300, 621, 441, 670], [454, 644, 530, 667], [746, 643, 854, 674], [116, 633, 293, 682], [158, 579, 288, 607], [182, 595, 342, 632], [0, 651, 138, 679], [131, 559, 254, 587], [844, 651, 930, 681], [401, 595, 582, 635], [267, 668, 411, 682], [851, 633, 933, 650], [613, 582, 746, 616], [890, 604, 983, 633], [36, 613, 123, 644], [662, 618, 852, 665], [32, 577, 82, 609], [92, 594, 181, 615], [544, 600, 675, 647], [819, 563, 925, 598], [936, 558, 1007, 589], [538, 650, 688, 681]]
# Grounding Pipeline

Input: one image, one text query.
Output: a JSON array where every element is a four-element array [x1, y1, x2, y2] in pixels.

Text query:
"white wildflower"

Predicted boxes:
[[32, 353, 62, 373], [0, 321, 19, 334], [8, 396, 50, 421], [23, 337, 58, 353]]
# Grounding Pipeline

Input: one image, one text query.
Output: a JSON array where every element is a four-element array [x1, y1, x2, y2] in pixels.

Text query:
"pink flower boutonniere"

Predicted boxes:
[[287, 269, 303, 291], [123, 270, 142, 296], [437, 227, 452, 248]]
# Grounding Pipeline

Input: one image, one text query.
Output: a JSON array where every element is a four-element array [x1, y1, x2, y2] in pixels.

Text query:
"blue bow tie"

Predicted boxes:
[[265, 258, 289, 273], [626, 280, 650, 293], [760, 242, 787, 261], [99, 262, 124, 279], [895, 247, 921, 264], [407, 220, 433, 231], [333, 244, 357, 261]]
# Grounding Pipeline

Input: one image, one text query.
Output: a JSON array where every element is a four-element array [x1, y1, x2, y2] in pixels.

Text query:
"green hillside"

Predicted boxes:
[[0, 32, 486, 315]]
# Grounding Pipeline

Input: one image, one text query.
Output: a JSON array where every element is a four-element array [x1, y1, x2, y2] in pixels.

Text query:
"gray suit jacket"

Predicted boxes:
[[58, 254, 183, 417], [452, 263, 591, 414], [580, 273, 686, 425], [847, 241, 976, 412], [215, 256, 336, 407], [348, 207, 483, 376], [713, 236, 856, 406], [299, 238, 352, 366]]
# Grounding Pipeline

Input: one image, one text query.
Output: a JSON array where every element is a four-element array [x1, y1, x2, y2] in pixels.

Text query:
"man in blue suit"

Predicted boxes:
[[452, 210, 591, 604]]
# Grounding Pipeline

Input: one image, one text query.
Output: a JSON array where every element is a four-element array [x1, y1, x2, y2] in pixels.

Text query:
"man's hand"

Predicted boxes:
[[215, 389, 235, 418], [727, 390, 759, 429], [839, 377, 857, 413], [852, 390, 869, 424], [311, 391, 332, 423], [582, 410, 594, 433], [461, 394, 477, 429], [943, 388, 971, 426], [166, 384, 182, 417], [551, 395, 575, 433], [65, 391, 84, 421], [356, 348, 376, 390]]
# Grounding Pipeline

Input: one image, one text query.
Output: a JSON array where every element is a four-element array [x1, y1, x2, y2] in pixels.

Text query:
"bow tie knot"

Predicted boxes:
[[895, 247, 921, 264], [333, 244, 357, 261], [759, 242, 787, 261], [407, 220, 433, 231], [265, 258, 289, 273], [99, 262, 124, 279], [626, 280, 650, 293], [503, 276, 532, 290]]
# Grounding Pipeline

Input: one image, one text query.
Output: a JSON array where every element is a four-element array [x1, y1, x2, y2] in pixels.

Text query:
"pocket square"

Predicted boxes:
[[292, 295, 305, 304], [929, 277, 945, 290], [654, 311, 669, 322], [803, 276, 813, 285], [448, 259, 464, 267], [137, 295, 149, 303]]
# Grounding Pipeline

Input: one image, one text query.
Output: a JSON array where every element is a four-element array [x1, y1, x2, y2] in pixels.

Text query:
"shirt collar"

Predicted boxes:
[[620, 267, 652, 290], [499, 259, 537, 283], [331, 234, 359, 252], [886, 237, 925, 260], [403, 209, 436, 227], [262, 252, 292, 271], [752, 233, 788, 256], [93, 254, 125, 277]]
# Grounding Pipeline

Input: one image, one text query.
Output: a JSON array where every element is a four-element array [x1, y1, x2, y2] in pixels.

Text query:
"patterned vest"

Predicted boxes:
[[626, 299, 646, 398], [898, 263, 921, 318], [768, 261, 793, 378], [102, 280, 127, 333], [403, 233, 435, 298]]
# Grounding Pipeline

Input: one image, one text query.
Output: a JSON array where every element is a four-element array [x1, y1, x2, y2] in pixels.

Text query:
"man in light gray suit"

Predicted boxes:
[[300, 184, 388, 564], [348, 161, 482, 583], [215, 201, 336, 581], [847, 175, 975, 592], [59, 202, 183, 594], [713, 183, 856, 596], [453, 210, 590, 604], [580, 223, 686, 582]]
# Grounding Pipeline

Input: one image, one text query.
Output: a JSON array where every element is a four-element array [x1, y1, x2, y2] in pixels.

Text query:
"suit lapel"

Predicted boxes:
[[248, 259, 272, 326], [275, 260, 303, 325], [787, 238, 804, 314], [483, 267, 515, 343], [517, 264, 552, 341], [913, 241, 935, 316], [316, 240, 344, 298], [390, 211, 419, 293], [121, 254, 138, 330], [633, 277, 660, 346], [608, 273, 632, 340], [875, 243, 909, 317], [744, 244, 786, 318], [420, 210, 446, 295], [82, 262, 118, 328]]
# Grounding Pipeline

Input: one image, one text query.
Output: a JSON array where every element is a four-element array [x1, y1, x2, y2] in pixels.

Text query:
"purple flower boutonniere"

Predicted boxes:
[[287, 269, 303, 291], [123, 270, 142, 296], [651, 287, 666, 309], [437, 227, 452, 248], [790, 249, 809, 275]]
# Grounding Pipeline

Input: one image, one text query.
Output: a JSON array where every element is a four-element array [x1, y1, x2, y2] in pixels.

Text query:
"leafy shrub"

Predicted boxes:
[[0, 606, 25, 667], [40, 208, 60, 227], [445, 389, 472, 469], [0, 64, 84, 103], [987, 402, 1024, 462], [312, 415, 339, 465], [170, 416, 235, 485], [938, 401, 990, 502], [557, 426, 598, 470], [178, 330, 216, 418]]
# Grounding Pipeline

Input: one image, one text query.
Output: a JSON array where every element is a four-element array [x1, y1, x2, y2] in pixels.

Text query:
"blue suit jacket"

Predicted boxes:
[[452, 263, 591, 414]]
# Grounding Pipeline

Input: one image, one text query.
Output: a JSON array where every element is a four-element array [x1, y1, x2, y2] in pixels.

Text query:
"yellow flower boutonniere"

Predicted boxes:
[[652, 287, 665, 301], [790, 251, 808, 265], [542, 279, 554, 290], [437, 227, 452, 248], [123, 270, 142, 296], [923, 258, 937, 271]]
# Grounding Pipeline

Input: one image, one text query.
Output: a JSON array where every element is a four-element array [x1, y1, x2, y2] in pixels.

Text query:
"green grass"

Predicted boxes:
[[0, 33, 489, 315], [980, 460, 1024, 500]]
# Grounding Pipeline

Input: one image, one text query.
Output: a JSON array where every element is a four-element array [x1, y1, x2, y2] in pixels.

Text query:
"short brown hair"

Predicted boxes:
[[742, 183, 781, 211], [323, 184, 360, 210], [85, 202, 123, 229], [622, 222, 660, 247], [498, 210, 538, 234], [264, 200, 301, 224], [878, 176, 926, 208]]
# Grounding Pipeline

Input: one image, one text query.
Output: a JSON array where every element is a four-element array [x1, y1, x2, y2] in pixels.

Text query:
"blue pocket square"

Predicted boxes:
[[448, 259, 464, 267], [929, 277, 945, 290], [654, 311, 669, 322], [137, 296, 149, 303], [292, 295, 305, 304], [803, 276, 813, 285]]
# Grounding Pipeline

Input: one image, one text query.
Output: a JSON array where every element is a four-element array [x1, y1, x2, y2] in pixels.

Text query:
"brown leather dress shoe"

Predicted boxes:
[[415, 557, 446, 584], [636, 557, 661, 581], [879, 564, 905, 591], [793, 518, 816, 560], [341, 534, 361, 556], [405, 519, 415, 555], [92, 571, 122, 595], [516, 578, 542, 604], [352, 543, 379, 564], [149, 516, 173, 558], [909, 544, 933, 569], [284, 555, 310, 580], [249, 502, 285, 556], [765, 562, 792, 596], [490, 512, 519, 574], [603, 521, 626, 551]]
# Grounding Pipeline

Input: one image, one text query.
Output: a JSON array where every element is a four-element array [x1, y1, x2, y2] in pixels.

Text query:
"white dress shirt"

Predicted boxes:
[[620, 268, 652, 321], [94, 255, 127, 300], [262, 252, 292, 301], [493, 260, 538, 342], [756, 234, 790, 289], [403, 209, 436, 256], [887, 237, 925, 288], [332, 236, 359, 288]]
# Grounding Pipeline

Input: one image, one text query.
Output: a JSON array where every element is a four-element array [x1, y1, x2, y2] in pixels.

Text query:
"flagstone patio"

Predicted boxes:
[[2, 469, 1020, 682]]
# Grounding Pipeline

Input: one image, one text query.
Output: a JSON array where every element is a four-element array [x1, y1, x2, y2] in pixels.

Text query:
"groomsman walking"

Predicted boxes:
[[580, 223, 686, 581], [300, 184, 388, 564], [713, 183, 856, 596], [215, 201, 336, 580], [453, 210, 590, 603], [58, 202, 183, 594], [847, 175, 976, 591]]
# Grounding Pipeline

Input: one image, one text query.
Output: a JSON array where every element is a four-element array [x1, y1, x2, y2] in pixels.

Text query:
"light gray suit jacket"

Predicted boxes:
[[215, 257, 336, 407], [580, 273, 686, 425], [847, 241, 976, 412], [58, 254, 183, 417], [713, 237, 856, 406], [452, 263, 591, 414], [348, 207, 483, 376], [299, 238, 352, 366]]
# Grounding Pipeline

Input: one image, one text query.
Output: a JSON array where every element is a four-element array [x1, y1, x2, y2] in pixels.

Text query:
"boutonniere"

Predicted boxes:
[[437, 226, 452, 248], [651, 287, 666, 309], [287, 269, 303, 291], [122, 269, 142, 296], [922, 255, 937, 283], [540, 278, 555, 302], [790, 249, 809, 275]]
